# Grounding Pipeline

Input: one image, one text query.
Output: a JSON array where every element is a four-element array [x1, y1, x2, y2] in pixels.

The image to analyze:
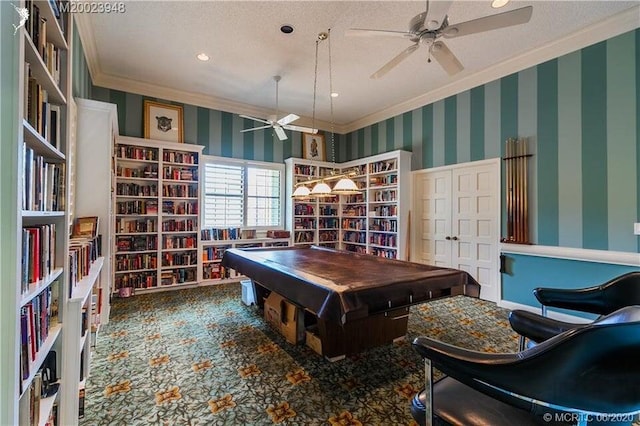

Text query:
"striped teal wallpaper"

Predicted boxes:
[[344, 29, 640, 254], [89, 86, 346, 164], [72, 23, 91, 99]]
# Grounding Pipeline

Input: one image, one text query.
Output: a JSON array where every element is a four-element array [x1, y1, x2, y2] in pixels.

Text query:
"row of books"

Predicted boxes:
[[201, 227, 242, 241], [115, 218, 157, 234], [117, 165, 158, 179], [116, 183, 158, 197], [20, 284, 57, 381], [162, 252, 197, 267], [163, 167, 197, 181], [114, 253, 157, 272], [114, 272, 156, 291], [162, 184, 197, 198], [21, 224, 57, 293], [116, 200, 157, 215], [162, 219, 196, 232], [161, 200, 198, 215], [163, 235, 196, 249], [202, 246, 229, 262], [23, 145, 66, 211], [116, 235, 157, 252], [160, 269, 197, 286], [369, 160, 397, 173], [117, 145, 158, 161], [163, 151, 198, 164], [25, 69, 62, 148], [19, 361, 58, 426], [203, 263, 236, 280], [68, 237, 99, 298]]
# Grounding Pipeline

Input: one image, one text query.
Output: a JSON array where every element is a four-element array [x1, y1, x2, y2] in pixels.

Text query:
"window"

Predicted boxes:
[[202, 156, 284, 230]]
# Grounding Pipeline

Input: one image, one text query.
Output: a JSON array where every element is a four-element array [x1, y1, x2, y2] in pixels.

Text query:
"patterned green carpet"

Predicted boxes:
[[81, 283, 519, 425]]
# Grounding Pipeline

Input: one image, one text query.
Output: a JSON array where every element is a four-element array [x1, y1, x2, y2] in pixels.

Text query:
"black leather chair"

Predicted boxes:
[[510, 272, 640, 349], [410, 306, 640, 426]]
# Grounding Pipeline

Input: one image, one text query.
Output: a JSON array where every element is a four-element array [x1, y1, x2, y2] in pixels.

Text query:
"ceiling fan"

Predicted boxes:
[[346, 1, 533, 78], [240, 75, 318, 141]]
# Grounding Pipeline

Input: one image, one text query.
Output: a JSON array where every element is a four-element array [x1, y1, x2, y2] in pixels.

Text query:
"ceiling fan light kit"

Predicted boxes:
[[347, 0, 532, 78]]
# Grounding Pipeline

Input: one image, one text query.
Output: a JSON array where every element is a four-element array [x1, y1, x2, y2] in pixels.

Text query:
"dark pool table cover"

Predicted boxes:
[[221, 245, 480, 324]]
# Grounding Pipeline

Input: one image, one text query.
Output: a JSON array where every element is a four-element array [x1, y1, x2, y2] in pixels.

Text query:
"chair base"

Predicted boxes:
[[411, 377, 580, 426]]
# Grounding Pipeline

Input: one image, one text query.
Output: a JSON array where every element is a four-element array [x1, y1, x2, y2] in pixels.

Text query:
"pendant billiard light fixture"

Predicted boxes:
[[293, 30, 360, 198]]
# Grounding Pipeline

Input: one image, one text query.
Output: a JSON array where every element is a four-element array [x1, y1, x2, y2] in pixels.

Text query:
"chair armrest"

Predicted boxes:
[[534, 285, 607, 314], [508, 310, 581, 343]]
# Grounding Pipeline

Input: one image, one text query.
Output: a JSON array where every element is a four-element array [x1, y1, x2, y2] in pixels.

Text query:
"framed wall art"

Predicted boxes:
[[144, 100, 184, 143], [302, 133, 325, 161]]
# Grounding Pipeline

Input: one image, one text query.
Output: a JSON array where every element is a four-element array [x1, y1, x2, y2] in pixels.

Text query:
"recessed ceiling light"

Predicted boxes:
[[330, 92, 339, 98], [197, 53, 210, 61], [491, 0, 510, 8], [280, 24, 294, 34]]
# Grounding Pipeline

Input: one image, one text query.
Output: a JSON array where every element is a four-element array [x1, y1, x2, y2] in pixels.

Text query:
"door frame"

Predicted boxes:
[[411, 158, 502, 303]]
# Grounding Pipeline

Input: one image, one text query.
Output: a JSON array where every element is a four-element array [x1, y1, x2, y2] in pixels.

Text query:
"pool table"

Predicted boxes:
[[221, 245, 480, 359]]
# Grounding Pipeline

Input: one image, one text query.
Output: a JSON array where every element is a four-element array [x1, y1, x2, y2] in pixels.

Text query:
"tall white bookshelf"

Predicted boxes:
[[6, 1, 72, 424], [113, 136, 203, 295], [285, 150, 411, 260]]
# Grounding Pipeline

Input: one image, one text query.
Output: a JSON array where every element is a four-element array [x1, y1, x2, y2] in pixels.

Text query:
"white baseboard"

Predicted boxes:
[[497, 300, 592, 324]]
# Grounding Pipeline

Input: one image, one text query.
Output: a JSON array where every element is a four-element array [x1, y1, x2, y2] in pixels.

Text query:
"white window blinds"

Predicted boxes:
[[247, 168, 281, 227], [203, 163, 244, 228]]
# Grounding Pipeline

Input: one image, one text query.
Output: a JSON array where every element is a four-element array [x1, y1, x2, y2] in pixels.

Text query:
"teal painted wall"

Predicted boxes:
[[502, 254, 639, 318], [345, 29, 640, 256]]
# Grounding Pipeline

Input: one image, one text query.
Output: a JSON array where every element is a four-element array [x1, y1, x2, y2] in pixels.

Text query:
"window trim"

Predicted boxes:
[[201, 155, 285, 230]]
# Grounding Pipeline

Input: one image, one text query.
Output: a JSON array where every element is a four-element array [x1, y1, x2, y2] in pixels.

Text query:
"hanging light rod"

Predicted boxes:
[[293, 169, 360, 189]]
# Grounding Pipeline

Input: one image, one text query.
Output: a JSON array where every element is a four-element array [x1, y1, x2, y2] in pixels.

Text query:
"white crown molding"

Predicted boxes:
[[342, 5, 640, 134], [76, 6, 639, 136], [500, 243, 640, 267]]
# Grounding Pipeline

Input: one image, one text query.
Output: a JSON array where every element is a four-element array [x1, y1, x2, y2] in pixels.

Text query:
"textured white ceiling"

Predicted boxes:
[[80, 1, 639, 131]]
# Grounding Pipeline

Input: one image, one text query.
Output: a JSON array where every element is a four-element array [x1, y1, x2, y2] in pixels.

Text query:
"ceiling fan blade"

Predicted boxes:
[[431, 41, 464, 76], [274, 126, 288, 141], [240, 124, 272, 133], [371, 43, 420, 79], [346, 28, 412, 38], [408, 11, 427, 33], [240, 114, 272, 125], [422, 0, 453, 31], [284, 124, 318, 134], [277, 113, 300, 126], [442, 6, 533, 39]]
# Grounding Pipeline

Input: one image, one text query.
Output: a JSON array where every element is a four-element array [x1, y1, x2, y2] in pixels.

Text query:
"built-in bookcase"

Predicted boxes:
[[113, 137, 203, 295], [12, 2, 70, 425], [285, 158, 342, 248], [285, 151, 411, 259]]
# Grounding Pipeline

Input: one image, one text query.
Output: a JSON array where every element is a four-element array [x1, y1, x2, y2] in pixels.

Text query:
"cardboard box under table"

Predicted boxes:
[[264, 291, 305, 345], [222, 246, 480, 360]]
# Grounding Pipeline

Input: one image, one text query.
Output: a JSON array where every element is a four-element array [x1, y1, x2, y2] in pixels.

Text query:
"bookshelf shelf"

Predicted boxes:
[[22, 210, 65, 217], [19, 268, 64, 306], [70, 257, 104, 303], [23, 120, 65, 160], [36, 1, 67, 49]]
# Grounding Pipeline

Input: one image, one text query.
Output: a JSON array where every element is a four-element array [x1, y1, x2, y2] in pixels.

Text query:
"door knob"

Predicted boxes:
[[451, 236, 458, 241], [445, 236, 451, 240]]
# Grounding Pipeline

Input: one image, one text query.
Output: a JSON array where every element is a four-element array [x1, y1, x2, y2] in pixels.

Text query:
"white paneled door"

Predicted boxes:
[[412, 159, 500, 302]]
